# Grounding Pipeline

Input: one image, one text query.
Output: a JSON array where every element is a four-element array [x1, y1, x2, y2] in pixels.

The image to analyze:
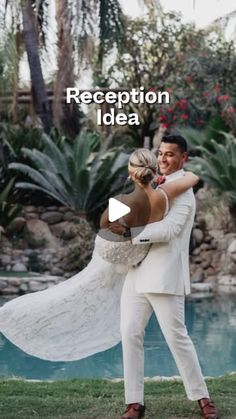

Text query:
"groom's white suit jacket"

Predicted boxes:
[[130, 169, 195, 296]]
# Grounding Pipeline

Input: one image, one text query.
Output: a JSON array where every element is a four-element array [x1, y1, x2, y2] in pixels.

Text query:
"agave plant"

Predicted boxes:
[[179, 127, 207, 154], [0, 178, 21, 237], [186, 133, 236, 215], [180, 117, 229, 155], [9, 131, 129, 220]]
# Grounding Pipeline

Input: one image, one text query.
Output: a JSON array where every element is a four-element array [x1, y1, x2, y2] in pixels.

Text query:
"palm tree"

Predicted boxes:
[[53, 0, 160, 135], [21, 0, 52, 133], [53, 0, 79, 137], [3, 0, 52, 132], [52, 0, 126, 136], [3, 0, 160, 133], [0, 7, 25, 121]]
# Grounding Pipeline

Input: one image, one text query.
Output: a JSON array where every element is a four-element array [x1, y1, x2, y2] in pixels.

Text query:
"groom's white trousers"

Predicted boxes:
[[120, 275, 209, 405]]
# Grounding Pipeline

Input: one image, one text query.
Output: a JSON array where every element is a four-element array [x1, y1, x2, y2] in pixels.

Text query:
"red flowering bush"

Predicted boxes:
[[105, 11, 236, 141], [158, 92, 236, 132], [158, 98, 192, 128]]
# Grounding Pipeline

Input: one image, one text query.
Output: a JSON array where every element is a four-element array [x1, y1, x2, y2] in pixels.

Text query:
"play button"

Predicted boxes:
[[108, 197, 131, 222], [97, 186, 151, 243]]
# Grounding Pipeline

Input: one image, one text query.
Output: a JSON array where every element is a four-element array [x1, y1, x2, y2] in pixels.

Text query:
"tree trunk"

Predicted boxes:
[[229, 204, 236, 232], [53, 0, 80, 137], [21, 0, 52, 133], [10, 27, 22, 123]]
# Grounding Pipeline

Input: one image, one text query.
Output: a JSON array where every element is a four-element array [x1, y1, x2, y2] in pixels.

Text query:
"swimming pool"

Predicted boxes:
[[0, 293, 235, 380]]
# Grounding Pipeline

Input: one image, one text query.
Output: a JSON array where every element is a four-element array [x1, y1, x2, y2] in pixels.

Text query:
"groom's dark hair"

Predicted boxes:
[[161, 134, 188, 153]]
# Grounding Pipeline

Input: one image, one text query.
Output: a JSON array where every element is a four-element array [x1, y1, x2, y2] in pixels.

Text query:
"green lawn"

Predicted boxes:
[[0, 375, 235, 418]]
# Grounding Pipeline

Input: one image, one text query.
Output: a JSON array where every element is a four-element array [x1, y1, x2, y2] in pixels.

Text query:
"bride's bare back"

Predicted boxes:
[[100, 172, 198, 229], [118, 187, 167, 227]]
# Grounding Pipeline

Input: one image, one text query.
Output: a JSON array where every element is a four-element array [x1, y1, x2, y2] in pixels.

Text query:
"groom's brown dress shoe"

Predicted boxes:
[[198, 398, 219, 419], [121, 403, 145, 419]]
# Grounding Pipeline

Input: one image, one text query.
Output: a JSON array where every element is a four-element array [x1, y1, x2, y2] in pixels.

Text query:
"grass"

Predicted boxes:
[[0, 375, 235, 418]]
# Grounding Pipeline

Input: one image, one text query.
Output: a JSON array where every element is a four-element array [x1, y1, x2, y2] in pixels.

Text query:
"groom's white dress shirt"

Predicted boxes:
[[130, 169, 195, 295]]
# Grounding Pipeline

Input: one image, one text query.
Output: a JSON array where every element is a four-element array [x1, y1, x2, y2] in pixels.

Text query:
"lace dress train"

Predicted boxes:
[[0, 233, 149, 361], [0, 250, 125, 361]]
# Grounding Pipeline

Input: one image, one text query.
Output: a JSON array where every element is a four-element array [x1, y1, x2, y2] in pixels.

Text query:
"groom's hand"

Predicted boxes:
[[109, 221, 126, 235]]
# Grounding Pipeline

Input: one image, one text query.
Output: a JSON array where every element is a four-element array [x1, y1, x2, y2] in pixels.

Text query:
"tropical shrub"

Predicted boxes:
[[187, 133, 236, 216], [0, 122, 71, 159], [0, 178, 21, 237], [9, 131, 129, 224], [0, 123, 76, 206], [0, 123, 45, 158], [180, 117, 230, 155]]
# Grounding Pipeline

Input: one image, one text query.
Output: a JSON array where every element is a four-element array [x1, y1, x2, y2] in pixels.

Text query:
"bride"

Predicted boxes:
[[0, 148, 198, 361]]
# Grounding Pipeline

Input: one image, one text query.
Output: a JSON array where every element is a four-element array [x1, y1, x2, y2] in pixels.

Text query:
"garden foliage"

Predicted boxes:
[[0, 178, 21, 236], [9, 131, 129, 221], [105, 11, 236, 142], [187, 133, 236, 213]]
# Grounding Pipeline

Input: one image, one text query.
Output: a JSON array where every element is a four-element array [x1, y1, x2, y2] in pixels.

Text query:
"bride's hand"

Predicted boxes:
[[109, 221, 126, 235], [184, 171, 199, 185]]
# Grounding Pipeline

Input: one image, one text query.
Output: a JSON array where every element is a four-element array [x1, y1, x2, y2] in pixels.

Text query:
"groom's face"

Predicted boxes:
[[157, 142, 187, 176]]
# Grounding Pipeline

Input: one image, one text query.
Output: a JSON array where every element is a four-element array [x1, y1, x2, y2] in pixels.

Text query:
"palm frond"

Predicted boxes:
[[21, 148, 59, 173], [31, 0, 49, 47], [41, 135, 71, 184], [15, 182, 69, 208], [98, 0, 126, 60], [0, 177, 15, 201], [9, 162, 58, 193]]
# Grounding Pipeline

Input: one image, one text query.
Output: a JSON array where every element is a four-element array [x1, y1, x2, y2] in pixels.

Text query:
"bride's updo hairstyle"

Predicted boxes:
[[128, 148, 157, 185]]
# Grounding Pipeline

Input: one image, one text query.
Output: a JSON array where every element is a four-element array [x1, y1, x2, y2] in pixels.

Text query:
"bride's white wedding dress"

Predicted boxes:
[[0, 231, 150, 361]]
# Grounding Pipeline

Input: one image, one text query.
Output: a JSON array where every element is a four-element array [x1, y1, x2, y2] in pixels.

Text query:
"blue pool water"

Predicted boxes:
[[0, 293, 236, 380]]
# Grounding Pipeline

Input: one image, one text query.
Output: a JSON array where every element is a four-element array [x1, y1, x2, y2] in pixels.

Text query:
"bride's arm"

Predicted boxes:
[[131, 173, 198, 244], [160, 172, 199, 205], [131, 189, 194, 244], [100, 207, 109, 228], [107, 173, 199, 235]]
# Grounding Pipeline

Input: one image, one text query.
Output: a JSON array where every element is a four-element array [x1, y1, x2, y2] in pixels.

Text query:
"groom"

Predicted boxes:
[[110, 134, 219, 419]]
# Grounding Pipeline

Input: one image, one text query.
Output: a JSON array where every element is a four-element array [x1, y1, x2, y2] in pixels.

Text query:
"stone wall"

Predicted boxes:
[[0, 274, 65, 295], [190, 187, 236, 292], [0, 205, 95, 294]]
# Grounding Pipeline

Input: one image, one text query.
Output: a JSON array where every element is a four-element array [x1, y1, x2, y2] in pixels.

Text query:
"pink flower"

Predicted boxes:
[[227, 106, 234, 114], [180, 114, 189, 120], [159, 115, 167, 122], [186, 75, 193, 83], [213, 84, 219, 93], [197, 119, 204, 125], [217, 95, 231, 103], [180, 99, 187, 110]]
